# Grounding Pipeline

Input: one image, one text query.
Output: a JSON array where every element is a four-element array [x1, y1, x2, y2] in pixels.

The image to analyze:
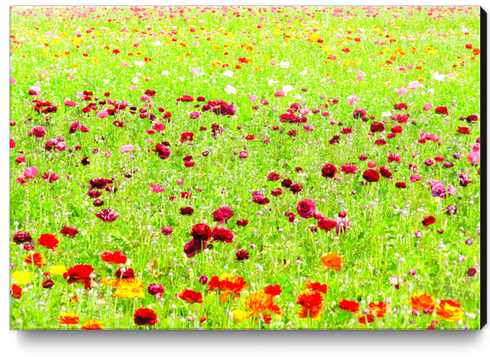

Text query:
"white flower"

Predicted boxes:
[[294, 94, 303, 100], [432, 72, 446, 82], [267, 79, 276, 87], [161, 71, 169, 76], [134, 61, 145, 67], [280, 61, 290, 69], [224, 85, 237, 94], [222, 70, 233, 77], [381, 111, 391, 118], [299, 69, 307, 75], [427, 88, 435, 94], [282, 85, 294, 93], [152, 41, 162, 46]]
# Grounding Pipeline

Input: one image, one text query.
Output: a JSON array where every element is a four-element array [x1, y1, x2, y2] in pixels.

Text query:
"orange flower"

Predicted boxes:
[[296, 289, 324, 319], [409, 292, 436, 313], [59, 312, 79, 325], [37, 233, 59, 251], [305, 280, 328, 294], [100, 277, 144, 299], [436, 300, 464, 322], [321, 253, 343, 270], [369, 301, 387, 317], [25, 253, 46, 267], [358, 314, 375, 324], [81, 320, 104, 330], [178, 289, 203, 304], [209, 273, 248, 302], [232, 290, 281, 322]]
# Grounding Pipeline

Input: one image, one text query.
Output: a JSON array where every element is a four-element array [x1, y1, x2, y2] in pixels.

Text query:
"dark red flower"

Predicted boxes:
[[434, 106, 448, 116], [321, 163, 337, 179], [395, 182, 407, 188], [211, 227, 234, 243], [289, 183, 303, 194], [317, 217, 337, 231], [213, 206, 235, 224], [236, 219, 249, 226], [152, 143, 172, 159], [95, 208, 120, 222], [252, 191, 270, 205], [271, 188, 283, 196], [370, 122, 385, 133], [236, 250, 250, 261], [42, 279, 55, 289], [281, 179, 292, 188], [147, 284, 164, 296], [161, 227, 173, 235], [184, 238, 207, 258], [422, 216, 436, 227], [11, 284, 22, 299], [267, 172, 282, 181], [378, 166, 392, 179], [363, 169, 380, 182], [456, 126, 470, 135], [60, 226, 78, 237], [180, 207, 194, 215], [13, 231, 33, 245], [134, 308, 158, 326], [297, 199, 316, 219], [190, 223, 212, 241], [115, 266, 135, 279]]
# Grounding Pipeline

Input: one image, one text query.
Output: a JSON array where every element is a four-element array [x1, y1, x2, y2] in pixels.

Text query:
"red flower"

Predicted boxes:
[[321, 163, 337, 179], [134, 308, 158, 326], [264, 284, 282, 296], [11, 284, 22, 299], [456, 126, 470, 135], [271, 188, 283, 196], [13, 231, 33, 245], [317, 217, 337, 231], [297, 199, 316, 219], [42, 279, 55, 289], [184, 239, 207, 258], [422, 216, 436, 227], [213, 206, 234, 224], [358, 314, 375, 324], [236, 219, 249, 226], [211, 227, 234, 243], [306, 280, 328, 294], [63, 264, 94, 288], [178, 289, 203, 303], [289, 183, 303, 194], [252, 191, 270, 205], [236, 250, 250, 261], [395, 182, 407, 188], [152, 143, 171, 159], [339, 299, 359, 313], [378, 166, 392, 179], [362, 169, 380, 182], [180, 207, 194, 215], [101, 250, 127, 264], [370, 122, 385, 133], [190, 223, 212, 241], [60, 226, 78, 237], [434, 106, 448, 115], [267, 172, 282, 181], [37, 233, 59, 251]]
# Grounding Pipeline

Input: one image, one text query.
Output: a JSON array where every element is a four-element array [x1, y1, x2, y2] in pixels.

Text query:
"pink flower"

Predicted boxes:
[[249, 95, 258, 102], [407, 81, 423, 89], [95, 208, 120, 223], [296, 199, 316, 219], [336, 217, 351, 234], [427, 180, 456, 199], [177, 179, 184, 186], [41, 172, 59, 183], [189, 112, 201, 119], [467, 149, 480, 166], [422, 103, 433, 111], [410, 175, 422, 182], [239, 151, 248, 159], [10, 77, 17, 85], [120, 145, 134, 153], [303, 124, 314, 132], [140, 95, 151, 103], [274, 90, 286, 97], [150, 184, 165, 193], [23, 166, 39, 179], [347, 94, 358, 105], [97, 110, 109, 119], [395, 87, 408, 96], [152, 123, 166, 132]]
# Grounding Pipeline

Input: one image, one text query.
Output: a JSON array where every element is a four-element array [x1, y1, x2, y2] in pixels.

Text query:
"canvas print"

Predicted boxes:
[[9, 6, 482, 330]]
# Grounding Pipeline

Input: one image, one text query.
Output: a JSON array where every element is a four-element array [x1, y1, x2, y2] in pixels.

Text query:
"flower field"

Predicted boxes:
[[9, 6, 481, 330]]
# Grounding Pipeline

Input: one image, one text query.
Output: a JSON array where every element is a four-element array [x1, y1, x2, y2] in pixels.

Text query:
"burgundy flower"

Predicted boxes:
[[42, 279, 55, 289], [190, 223, 211, 241], [467, 267, 478, 277], [152, 143, 171, 160], [180, 207, 194, 216], [395, 182, 407, 188], [236, 250, 250, 261], [370, 122, 385, 133], [32, 126, 47, 138], [213, 205, 235, 224], [147, 283, 164, 296], [252, 191, 270, 205], [289, 183, 303, 194], [271, 188, 283, 196], [41, 172, 59, 183], [445, 205, 458, 215], [340, 163, 359, 174], [211, 227, 234, 243], [434, 106, 448, 116], [422, 216, 436, 227], [134, 308, 158, 326], [236, 219, 249, 227], [321, 163, 337, 179], [89, 178, 113, 190], [115, 266, 135, 279], [378, 166, 392, 179], [13, 231, 33, 245], [93, 199, 104, 207], [198, 275, 208, 284], [95, 208, 120, 222], [267, 172, 282, 181], [60, 226, 79, 237], [363, 169, 380, 182], [297, 199, 316, 219], [184, 238, 207, 258], [281, 179, 293, 188]]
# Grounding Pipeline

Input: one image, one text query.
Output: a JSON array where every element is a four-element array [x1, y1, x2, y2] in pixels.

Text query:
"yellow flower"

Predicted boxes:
[[12, 271, 30, 285], [101, 278, 145, 299], [50, 265, 67, 276]]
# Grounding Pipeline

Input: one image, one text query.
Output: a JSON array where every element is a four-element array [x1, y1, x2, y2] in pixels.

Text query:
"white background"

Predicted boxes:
[[3, 1, 489, 356]]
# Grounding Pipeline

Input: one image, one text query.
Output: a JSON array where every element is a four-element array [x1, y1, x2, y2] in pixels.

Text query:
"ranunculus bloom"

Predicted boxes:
[[95, 208, 120, 222], [184, 238, 207, 258], [190, 223, 212, 241], [147, 283, 165, 296], [209, 273, 249, 302], [63, 264, 94, 289], [409, 292, 436, 314], [422, 216, 436, 227], [213, 205, 235, 224], [81, 320, 104, 330], [152, 143, 171, 160], [237, 219, 249, 226], [178, 289, 203, 303], [101, 250, 127, 264], [37, 233, 59, 251], [339, 299, 360, 313], [161, 227, 173, 235], [321, 163, 337, 179], [134, 308, 158, 326], [362, 169, 380, 182], [59, 312, 79, 325], [297, 199, 316, 219], [321, 253, 343, 270], [317, 217, 337, 231], [211, 227, 234, 243], [296, 289, 324, 319], [232, 290, 281, 322], [150, 184, 165, 193], [13, 231, 33, 245], [436, 300, 464, 322], [120, 144, 134, 152], [60, 226, 78, 237], [306, 280, 328, 294], [25, 253, 46, 268]]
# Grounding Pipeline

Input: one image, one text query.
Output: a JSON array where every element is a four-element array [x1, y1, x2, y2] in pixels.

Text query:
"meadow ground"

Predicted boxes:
[[9, 6, 481, 330]]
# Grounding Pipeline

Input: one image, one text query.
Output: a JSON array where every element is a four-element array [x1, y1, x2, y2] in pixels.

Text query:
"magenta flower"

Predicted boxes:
[[150, 184, 165, 193], [296, 199, 316, 219], [120, 145, 134, 153], [95, 208, 120, 223]]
